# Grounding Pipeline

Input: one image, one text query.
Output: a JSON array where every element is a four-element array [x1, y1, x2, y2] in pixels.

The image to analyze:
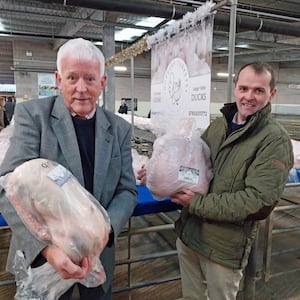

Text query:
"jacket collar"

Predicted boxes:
[[220, 102, 271, 125]]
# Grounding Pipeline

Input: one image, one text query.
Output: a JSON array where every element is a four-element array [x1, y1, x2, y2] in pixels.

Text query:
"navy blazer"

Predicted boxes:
[[0, 95, 138, 292]]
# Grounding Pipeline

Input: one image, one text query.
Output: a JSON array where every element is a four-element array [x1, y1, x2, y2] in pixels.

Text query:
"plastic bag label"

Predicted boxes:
[[47, 164, 71, 186], [178, 166, 200, 184]]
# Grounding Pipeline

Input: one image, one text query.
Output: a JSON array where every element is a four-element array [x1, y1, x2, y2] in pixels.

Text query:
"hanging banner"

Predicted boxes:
[[150, 15, 214, 130], [38, 73, 57, 98]]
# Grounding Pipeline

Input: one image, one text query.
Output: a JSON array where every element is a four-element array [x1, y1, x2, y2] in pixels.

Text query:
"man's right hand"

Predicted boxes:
[[137, 165, 147, 185], [42, 245, 92, 280]]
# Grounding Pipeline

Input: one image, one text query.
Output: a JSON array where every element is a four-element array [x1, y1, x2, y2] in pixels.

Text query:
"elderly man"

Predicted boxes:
[[0, 38, 137, 300]]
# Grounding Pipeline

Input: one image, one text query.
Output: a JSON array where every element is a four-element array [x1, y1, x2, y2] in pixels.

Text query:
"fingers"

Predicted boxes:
[[180, 189, 195, 196], [42, 245, 91, 280], [170, 189, 195, 207], [137, 165, 147, 185], [60, 257, 90, 280]]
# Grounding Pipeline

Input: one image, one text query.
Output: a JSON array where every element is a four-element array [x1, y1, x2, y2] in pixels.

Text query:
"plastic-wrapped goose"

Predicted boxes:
[[146, 118, 213, 199], [3, 158, 111, 293]]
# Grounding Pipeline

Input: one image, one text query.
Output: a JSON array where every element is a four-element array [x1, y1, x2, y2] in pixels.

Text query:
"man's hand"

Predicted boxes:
[[137, 164, 147, 186], [170, 189, 195, 207], [42, 245, 92, 280]]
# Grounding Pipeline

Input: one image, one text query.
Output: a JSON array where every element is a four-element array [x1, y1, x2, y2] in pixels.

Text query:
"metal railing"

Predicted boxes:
[[243, 183, 300, 300]]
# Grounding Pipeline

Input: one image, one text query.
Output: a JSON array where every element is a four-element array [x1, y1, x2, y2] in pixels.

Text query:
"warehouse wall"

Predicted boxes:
[[12, 40, 300, 118]]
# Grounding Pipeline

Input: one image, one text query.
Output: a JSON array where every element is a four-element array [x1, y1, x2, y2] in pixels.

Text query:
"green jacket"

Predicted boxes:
[[175, 102, 293, 269]]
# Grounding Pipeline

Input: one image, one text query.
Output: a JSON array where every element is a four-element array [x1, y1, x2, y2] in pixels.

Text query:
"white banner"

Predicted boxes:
[[38, 73, 57, 98], [151, 15, 214, 131]]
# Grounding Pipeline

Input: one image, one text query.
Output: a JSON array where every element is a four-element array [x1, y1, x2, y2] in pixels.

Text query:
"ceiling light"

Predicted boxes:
[[217, 72, 235, 77], [115, 28, 147, 42], [216, 44, 250, 51], [216, 46, 229, 51], [136, 17, 165, 27], [114, 66, 127, 72], [114, 17, 165, 42], [236, 44, 250, 49], [94, 41, 103, 46]]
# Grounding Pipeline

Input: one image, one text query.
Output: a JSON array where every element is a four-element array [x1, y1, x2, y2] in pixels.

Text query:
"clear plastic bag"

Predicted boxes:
[[0, 120, 14, 167], [291, 139, 300, 169], [13, 250, 79, 300], [2, 158, 111, 299], [146, 118, 213, 199], [287, 167, 300, 183]]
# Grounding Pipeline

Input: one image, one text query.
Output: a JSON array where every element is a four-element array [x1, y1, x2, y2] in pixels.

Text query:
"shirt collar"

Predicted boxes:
[[70, 107, 96, 120], [232, 112, 246, 125]]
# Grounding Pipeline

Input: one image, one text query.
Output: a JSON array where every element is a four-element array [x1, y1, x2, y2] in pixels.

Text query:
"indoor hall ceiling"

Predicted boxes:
[[0, 0, 300, 84]]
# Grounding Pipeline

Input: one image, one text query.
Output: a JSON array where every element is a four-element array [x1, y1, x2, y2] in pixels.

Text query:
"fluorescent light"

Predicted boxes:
[[94, 41, 103, 46], [217, 44, 250, 51], [217, 72, 235, 77], [114, 16, 165, 42], [216, 46, 229, 51], [114, 66, 127, 72], [136, 17, 165, 27], [217, 72, 229, 77], [115, 28, 147, 42], [236, 44, 250, 49]]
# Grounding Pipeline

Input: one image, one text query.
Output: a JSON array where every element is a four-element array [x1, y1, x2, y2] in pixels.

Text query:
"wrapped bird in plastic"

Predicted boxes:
[[288, 139, 300, 183], [0, 119, 14, 167], [146, 118, 213, 199], [291, 139, 300, 169], [1, 158, 111, 300]]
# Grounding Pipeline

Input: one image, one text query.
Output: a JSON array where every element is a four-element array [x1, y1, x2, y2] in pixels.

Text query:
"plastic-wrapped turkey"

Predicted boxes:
[[146, 118, 213, 199], [288, 139, 300, 183], [0, 120, 14, 167], [4, 158, 111, 289], [291, 139, 300, 169]]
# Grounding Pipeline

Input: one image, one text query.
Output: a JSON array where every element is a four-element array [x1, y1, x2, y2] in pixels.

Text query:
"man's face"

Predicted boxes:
[[234, 66, 276, 123], [55, 56, 106, 117]]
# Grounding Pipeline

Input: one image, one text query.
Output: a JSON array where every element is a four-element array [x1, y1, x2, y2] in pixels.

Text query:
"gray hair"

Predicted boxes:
[[56, 38, 105, 77]]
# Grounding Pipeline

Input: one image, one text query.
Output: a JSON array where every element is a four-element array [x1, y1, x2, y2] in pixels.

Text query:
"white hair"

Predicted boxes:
[[56, 38, 105, 77]]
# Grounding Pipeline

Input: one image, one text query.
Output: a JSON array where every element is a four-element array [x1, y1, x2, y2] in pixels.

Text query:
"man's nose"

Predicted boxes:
[[245, 90, 255, 99], [76, 78, 88, 92]]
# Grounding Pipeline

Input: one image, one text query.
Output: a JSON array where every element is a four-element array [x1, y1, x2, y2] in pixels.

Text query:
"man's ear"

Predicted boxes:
[[55, 71, 61, 87], [270, 87, 277, 101], [100, 75, 107, 89]]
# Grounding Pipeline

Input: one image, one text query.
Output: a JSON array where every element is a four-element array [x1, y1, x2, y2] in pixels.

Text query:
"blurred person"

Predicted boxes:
[[138, 62, 293, 300], [0, 96, 9, 131], [4, 96, 15, 123], [118, 100, 128, 114], [0, 38, 138, 300]]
